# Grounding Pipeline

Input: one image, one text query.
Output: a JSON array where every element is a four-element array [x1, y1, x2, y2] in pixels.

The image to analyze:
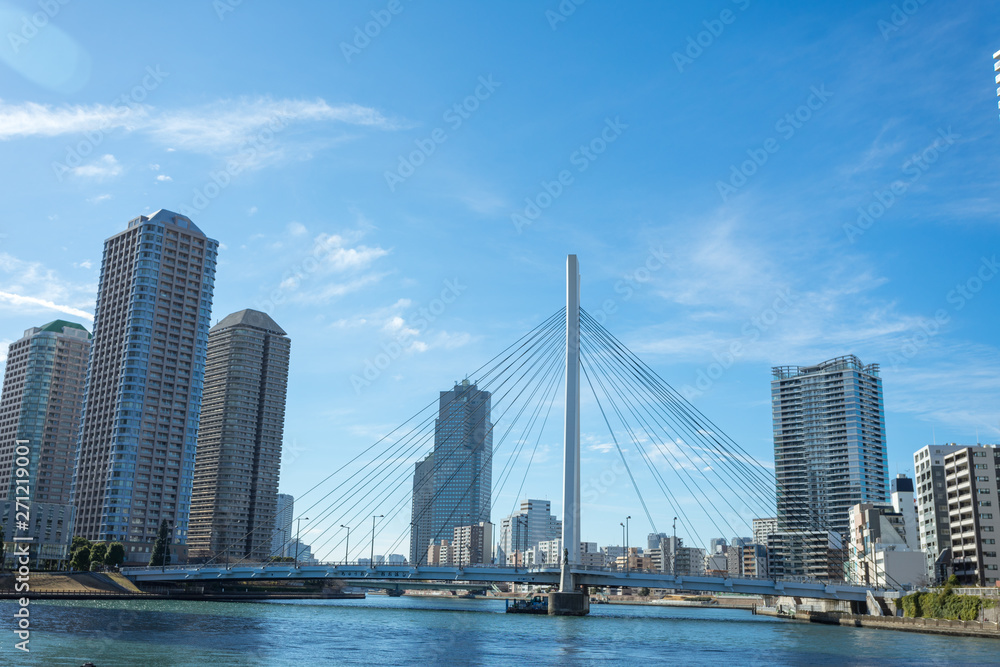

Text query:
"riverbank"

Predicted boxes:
[[754, 605, 1000, 639], [0, 572, 363, 601]]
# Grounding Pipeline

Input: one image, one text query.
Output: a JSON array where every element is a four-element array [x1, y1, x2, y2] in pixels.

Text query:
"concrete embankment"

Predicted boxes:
[[754, 606, 1000, 639], [0, 572, 364, 601]]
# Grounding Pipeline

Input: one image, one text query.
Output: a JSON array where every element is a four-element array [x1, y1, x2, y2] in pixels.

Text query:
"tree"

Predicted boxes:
[[89, 543, 108, 569], [639, 587, 651, 597], [105, 542, 126, 569], [149, 519, 171, 567], [71, 536, 92, 553], [70, 546, 91, 571]]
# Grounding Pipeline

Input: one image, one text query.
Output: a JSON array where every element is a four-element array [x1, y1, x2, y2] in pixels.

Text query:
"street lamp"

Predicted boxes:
[[340, 524, 350, 565], [295, 517, 309, 569], [625, 515, 632, 574], [671, 516, 678, 576], [620, 522, 626, 573], [370, 514, 384, 568]]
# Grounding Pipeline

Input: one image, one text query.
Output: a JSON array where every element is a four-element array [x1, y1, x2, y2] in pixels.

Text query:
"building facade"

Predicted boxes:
[[943, 445, 1000, 586], [409, 452, 435, 565], [271, 493, 294, 558], [452, 521, 493, 567], [188, 309, 290, 562], [846, 475, 927, 590], [409, 380, 493, 564], [498, 498, 561, 559], [0, 321, 90, 566], [914, 444, 966, 584], [766, 530, 845, 581], [772, 356, 888, 538], [752, 518, 777, 547], [72, 210, 218, 564]]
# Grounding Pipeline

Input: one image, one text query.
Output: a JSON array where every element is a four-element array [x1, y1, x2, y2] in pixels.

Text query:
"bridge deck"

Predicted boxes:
[[120, 564, 890, 602]]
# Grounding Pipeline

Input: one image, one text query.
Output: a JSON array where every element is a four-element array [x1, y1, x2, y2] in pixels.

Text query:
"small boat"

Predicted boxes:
[[505, 594, 549, 615]]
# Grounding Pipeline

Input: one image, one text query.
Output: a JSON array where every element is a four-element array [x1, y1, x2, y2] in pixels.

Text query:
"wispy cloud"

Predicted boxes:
[[0, 98, 399, 153], [0, 253, 96, 322], [0, 291, 94, 321], [72, 154, 121, 180]]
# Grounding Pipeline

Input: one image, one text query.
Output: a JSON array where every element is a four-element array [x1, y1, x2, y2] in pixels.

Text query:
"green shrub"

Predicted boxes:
[[900, 587, 986, 621]]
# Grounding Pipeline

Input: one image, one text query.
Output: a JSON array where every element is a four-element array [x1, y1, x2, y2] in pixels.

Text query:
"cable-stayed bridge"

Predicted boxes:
[[122, 256, 899, 613]]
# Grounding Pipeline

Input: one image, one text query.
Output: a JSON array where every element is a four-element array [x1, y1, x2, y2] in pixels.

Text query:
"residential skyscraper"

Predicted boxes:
[[189, 309, 290, 562], [409, 380, 493, 562], [771, 355, 888, 537], [0, 321, 90, 566], [271, 493, 294, 559], [72, 210, 218, 564]]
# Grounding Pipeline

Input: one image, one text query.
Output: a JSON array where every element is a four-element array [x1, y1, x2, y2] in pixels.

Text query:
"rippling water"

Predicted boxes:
[[2, 596, 997, 666]]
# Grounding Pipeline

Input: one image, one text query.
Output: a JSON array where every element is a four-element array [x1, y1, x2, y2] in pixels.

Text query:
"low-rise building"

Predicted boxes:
[[847, 474, 926, 588], [742, 543, 768, 577]]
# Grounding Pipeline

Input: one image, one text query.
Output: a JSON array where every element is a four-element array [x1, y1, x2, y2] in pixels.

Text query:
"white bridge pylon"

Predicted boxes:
[[560, 254, 581, 593]]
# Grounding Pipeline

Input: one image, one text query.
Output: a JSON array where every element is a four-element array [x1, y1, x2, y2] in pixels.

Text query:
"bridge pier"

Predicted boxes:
[[548, 589, 590, 616]]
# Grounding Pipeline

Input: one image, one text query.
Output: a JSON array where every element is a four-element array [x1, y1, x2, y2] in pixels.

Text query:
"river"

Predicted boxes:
[[2, 596, 997, 665]]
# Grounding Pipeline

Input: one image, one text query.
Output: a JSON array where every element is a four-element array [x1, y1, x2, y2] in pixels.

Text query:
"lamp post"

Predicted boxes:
[[625, 515, 631, 574], [370, 514, 383, 568], [295, 517, 309, 568], [671, 516, 677, 577], [620, 522, 626, 573], [340, 524, 350, 565]]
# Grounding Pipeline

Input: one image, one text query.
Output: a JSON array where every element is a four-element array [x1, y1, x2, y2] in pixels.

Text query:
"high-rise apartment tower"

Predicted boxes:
[[73, 210, 218, 564], [188, 309, 290, 562]]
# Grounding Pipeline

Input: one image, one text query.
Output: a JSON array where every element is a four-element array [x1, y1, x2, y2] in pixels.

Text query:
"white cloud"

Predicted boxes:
[[0, 97, 399, 169], [0, 253, 96, 322], [0, 291, 94, 321], [87, 194, 112, 204], [149, 163, 160, 171], [248, 206, 258, 216], [288, 221, 307, 236], [72, 260, 93, 269], [72, 154, 121, 180], [155, 174, 172, 182]]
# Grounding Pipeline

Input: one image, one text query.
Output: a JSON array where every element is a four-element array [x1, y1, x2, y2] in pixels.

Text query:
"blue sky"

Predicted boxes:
[[0, 0, 998, 558]]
